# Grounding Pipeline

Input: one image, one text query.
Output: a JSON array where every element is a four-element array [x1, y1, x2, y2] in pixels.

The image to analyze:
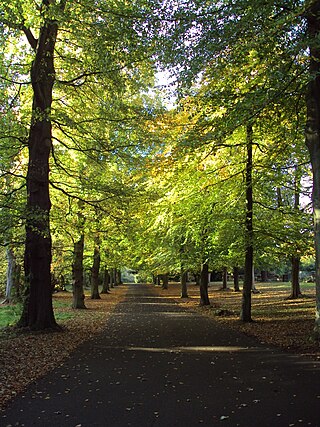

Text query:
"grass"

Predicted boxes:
[[0, 298, 76, 328], [0, 304, 22, 327]]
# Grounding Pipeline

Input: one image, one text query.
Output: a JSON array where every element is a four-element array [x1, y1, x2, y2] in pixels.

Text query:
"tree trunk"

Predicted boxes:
[[101, 269, 111, 294], [199, 262, 210, 306], [288, 167, 302, 299], [194, 273, 201, 286], [161, 273, 169, 290], [261, 270, 268, 282], [116, 269, 122, 285], [110, 269, 115, 288], [221, 267, 228, 290], [240, 124, 253, 322], [289, 256, 301, 299], [72, 232, 86, 309], [305, 3, 320, 338], [91, 235, 101, 300], [233, 266, 240, 292], [18, 9, 63, 329], [181, 270, 188, 298], [2, 247, 20, 304], [112, 268, 120, 286]]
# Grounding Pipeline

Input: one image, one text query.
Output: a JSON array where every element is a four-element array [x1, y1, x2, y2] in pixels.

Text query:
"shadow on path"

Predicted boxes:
[[2, 283, 320, 426]]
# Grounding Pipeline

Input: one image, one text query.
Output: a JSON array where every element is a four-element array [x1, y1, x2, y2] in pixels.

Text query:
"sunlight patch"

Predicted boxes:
[[125, 345, 254, 353]]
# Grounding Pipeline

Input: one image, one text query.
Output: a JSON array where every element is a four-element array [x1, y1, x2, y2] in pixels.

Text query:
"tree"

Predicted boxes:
[[17, 0, 67, 330], [155, 0, 315, 325], [305, 1, 320, 338], [72, 203, 86, 309], [2, 246, 21, 304], [199, 262, 210, 306], [0, 0, 158, 329], [240, 125, 254, 322], [91, 233, 101, 300]]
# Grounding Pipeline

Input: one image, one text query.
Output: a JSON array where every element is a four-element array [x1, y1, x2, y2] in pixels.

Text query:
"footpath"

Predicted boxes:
[[1, 283, 320, 426]]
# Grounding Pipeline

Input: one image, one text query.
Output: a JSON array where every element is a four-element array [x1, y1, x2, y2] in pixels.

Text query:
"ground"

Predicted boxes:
[[0, 286, 126, 410], [0, 281, 319, 411], [173, 281, 320, 359]]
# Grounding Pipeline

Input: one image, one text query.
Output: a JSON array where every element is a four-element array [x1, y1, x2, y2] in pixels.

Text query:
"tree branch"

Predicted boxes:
[[22, 26, 38, 51]]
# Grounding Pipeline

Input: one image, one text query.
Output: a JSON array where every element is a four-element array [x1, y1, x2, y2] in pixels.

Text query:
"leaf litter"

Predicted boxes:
[[0, 286, 126, 410]]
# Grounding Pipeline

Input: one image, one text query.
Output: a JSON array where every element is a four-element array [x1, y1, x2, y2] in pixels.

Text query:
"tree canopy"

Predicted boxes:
[[0, 0, 319, 336]]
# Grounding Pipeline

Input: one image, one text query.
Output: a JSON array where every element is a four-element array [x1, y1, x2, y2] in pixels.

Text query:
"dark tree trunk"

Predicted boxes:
[[116, 269, 122, 285], [221, 267, 228, 290], [288, 168, 302, 299], [194, 272, 201, 286], [282, 273, 289, 282], [18, 10, 63, 329], [306, 2, 320, 338], [101, 269, 111, 294], [72, 232, 86, 309], [181, 270, 188, 298], [161, 273, 169, 290], [289, 256, 301, 299], [91, 235, 101, 300], [112, 268, 120, 286], [110, 269, 115, 288], [240, 124, 253, 322], [199, 262, 210, 306], [233, 266, 240, 292], [261, 270, 268, 282]]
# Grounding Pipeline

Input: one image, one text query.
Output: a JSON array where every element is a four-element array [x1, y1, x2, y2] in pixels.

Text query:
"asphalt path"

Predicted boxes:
[[1, 283, 320, 426]]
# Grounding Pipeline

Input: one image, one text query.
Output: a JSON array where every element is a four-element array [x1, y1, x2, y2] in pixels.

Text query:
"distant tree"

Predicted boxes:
[[91, 234, 101, 300]]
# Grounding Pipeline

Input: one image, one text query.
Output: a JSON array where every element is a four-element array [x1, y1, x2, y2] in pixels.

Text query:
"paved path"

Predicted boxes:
[[1, 283, 320, 426]]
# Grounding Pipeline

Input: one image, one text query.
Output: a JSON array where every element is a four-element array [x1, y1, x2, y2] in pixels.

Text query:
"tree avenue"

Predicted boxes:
[[152, 0, 319, 333], [0, 0, 319, 339], [0, 0, 158, 329]]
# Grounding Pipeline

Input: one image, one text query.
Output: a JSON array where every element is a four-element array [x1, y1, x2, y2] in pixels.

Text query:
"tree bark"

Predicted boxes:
[[289, 256, 301, 299], [2, 247, 21, 304], [261, 270, 268, 282], [101, 269, 111, 294], [116, 269, 122, 285], [233, 266, 240, 292], [305, 3, 320, 338], [181, 270, 188, 298], [112, 268, 119, 286], [288, 167, 302, 299], [18, 6, 64, 329], [161, 273, 169, 289], [199, 262, 210, 305], [91, 235, 101, 300], [240, 124, 253, 322], [72, 232, 86, 309], [194, 272, 201, 286], [221, 267, 228, 290]]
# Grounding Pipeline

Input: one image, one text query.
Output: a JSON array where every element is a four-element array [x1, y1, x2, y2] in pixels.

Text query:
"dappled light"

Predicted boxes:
[[124, 345, 257, 353], [1, 0, 320, 424]]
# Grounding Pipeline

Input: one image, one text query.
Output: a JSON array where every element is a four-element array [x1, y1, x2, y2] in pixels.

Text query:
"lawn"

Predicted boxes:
[[0, 298, 76, 328]]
